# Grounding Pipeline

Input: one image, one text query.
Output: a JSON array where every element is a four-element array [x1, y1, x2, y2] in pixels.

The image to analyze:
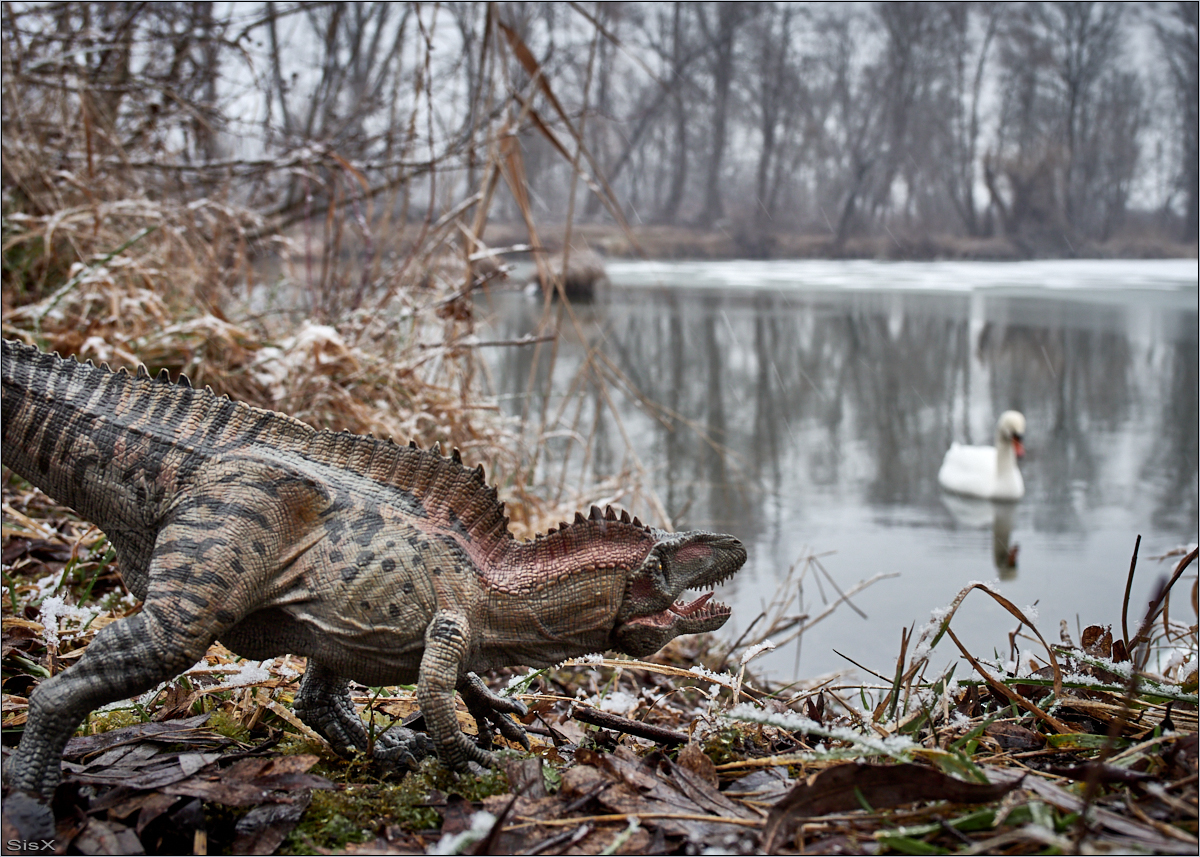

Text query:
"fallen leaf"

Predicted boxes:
[[761, 762, 1020, 852], [985, 721, 1045, 751], [231, 792, 312, 855], [161, 753, 332, 807], [676, 743, 719, 789], [72, 816, 145, 856]]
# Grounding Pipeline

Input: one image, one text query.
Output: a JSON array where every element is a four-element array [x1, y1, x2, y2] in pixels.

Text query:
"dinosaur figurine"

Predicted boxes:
[[1, 337, 745, 802]]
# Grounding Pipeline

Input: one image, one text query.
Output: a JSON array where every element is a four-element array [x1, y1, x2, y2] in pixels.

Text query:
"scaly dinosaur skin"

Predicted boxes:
[[1, 338, 745, 799]]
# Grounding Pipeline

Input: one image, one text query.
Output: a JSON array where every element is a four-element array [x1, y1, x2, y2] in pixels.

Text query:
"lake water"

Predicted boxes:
[[476, 259, 1199, 684]]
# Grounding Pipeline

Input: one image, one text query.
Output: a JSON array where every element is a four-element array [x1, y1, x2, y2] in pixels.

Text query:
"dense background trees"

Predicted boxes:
[[517, 1, 1196, 252], [3, 1, 1196, 259]]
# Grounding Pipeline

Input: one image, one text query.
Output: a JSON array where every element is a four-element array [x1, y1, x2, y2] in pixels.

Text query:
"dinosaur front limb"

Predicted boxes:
[[459, 672, 530, 752], [418, 611, 496, 771], [293, 661, 433, 768]]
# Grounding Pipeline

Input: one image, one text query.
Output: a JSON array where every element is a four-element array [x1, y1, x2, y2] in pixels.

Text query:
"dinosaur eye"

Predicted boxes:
[[650, 554, 667, 586]]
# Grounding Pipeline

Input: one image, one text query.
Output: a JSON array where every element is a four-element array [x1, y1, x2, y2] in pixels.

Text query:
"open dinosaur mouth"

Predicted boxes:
[[669, 592, 714, 616], [633, 592, 732, 628]]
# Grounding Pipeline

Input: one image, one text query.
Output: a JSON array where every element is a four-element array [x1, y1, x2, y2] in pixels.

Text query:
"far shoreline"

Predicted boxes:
[[482, 222, 1199, 264]]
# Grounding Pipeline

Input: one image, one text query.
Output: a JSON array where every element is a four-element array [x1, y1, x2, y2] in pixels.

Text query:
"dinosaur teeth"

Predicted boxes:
[[574, 511, 586, 524], [451, 448, 462, 464], [137, 365, 150, 379], [619, 509, 631, 524], [589, 505, 603, 521], [669, 592, 714, 617], [604, 506, 617, 522]]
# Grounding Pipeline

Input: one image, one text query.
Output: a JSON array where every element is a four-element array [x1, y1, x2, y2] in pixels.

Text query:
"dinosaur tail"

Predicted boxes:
[[1, 338, 201, 530]]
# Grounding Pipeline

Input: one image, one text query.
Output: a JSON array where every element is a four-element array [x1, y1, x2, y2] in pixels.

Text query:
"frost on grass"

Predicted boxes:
[[38, 595, 102, 648], [204, 660, 273, 690], [504, 667, 542, 697], [725, 703, 918, 760], [739, 640, 777, 666], [910, 605, 951, 662], [689, 664, 735, 685], [590, 690, 639, 715]]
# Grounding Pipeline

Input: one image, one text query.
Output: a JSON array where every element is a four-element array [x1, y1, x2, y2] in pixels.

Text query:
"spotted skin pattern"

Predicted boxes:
[[0, 338, 746, 799]]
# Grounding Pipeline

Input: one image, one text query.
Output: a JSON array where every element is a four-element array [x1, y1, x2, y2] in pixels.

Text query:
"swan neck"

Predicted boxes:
[[995, 439, 1017, 473]]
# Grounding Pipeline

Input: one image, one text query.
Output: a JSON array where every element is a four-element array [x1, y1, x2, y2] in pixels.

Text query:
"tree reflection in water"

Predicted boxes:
[[479, 262, 1198, 680]]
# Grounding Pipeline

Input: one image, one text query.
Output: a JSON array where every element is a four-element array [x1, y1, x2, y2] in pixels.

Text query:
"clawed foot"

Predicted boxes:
[[2, 790, 57, 843], [369, 724, 436, 771], [459, 672, 531, 754]]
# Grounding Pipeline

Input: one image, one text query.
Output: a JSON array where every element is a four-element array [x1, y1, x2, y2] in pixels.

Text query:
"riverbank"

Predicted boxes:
[[481, 222, 1199, 263]]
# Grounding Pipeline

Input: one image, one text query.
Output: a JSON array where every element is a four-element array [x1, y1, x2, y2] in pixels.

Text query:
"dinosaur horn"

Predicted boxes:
[[604, 506, 617, 521], [155, 368, 171, 383]]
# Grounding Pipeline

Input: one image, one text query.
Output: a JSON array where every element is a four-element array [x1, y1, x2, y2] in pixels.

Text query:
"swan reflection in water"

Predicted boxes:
[[941, 494, 1020, 579]]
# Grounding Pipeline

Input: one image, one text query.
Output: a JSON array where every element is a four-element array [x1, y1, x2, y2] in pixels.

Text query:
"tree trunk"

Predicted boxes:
[[698, 3, 741, 228], [658, 4, 690, 224]]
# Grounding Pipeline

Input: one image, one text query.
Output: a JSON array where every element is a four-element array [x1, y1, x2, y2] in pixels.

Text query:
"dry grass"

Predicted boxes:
[[0, 3, 662, 537]]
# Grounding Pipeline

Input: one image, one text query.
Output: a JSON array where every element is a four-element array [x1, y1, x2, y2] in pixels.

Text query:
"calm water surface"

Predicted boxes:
[[477, 259, 1199, 682]]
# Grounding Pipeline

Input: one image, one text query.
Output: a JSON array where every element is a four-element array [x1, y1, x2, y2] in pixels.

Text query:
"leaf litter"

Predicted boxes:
[[2, 491, 1196, 854]]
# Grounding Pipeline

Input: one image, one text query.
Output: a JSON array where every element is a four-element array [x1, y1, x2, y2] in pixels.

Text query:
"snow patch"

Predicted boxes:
[[429, 810, 496, 855]]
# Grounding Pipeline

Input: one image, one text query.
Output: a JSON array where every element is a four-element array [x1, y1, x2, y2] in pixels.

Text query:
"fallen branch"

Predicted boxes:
[[572, 706, 688, 747]]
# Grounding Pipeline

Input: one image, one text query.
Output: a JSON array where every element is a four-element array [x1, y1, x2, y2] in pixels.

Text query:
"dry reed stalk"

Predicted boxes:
[[3, 4, 662, 540]]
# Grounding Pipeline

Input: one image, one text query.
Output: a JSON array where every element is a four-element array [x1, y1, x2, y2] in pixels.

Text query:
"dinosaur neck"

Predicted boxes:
[[476, 514, 657, 668], [497, 513, 657, 585]]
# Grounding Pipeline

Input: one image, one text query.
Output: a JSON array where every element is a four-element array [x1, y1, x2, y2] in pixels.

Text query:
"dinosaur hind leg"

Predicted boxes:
[[7, 507, 267, 800], [6, 602, 216, 798], [293, 661, 434, 769]]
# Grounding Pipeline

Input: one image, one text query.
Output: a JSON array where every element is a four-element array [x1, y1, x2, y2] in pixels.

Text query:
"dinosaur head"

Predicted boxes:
[[611, 530, 747, 657]]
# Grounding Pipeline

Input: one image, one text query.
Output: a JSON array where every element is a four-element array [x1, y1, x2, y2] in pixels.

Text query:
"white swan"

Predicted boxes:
[[938, 411, 1026, 500]]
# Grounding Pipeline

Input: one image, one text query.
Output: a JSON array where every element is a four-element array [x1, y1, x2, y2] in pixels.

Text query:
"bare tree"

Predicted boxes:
[[936, 3, 1000, 237], [695, 2, 755, 228], [657, 2, 696, 223], [1154, 1, 1199, 239], [748, 3, 803, 237], [814, 7, 887, 248], [1037, 1, 1125, 233]]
